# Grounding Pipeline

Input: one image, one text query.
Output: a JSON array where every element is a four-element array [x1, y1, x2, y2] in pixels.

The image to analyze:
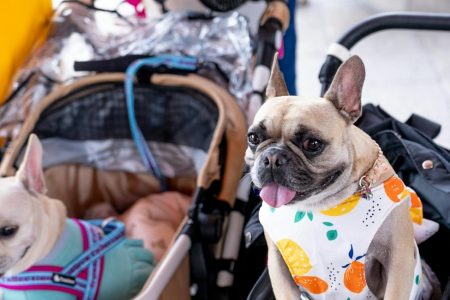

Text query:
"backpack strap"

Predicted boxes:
[[405, 113, 441, 140]]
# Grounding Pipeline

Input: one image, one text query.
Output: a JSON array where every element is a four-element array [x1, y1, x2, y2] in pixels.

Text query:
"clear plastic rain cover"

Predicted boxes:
[[0, 2, 253, 139]]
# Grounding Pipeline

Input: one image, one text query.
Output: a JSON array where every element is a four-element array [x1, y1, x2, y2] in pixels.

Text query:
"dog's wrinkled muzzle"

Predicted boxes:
[[260, 183, 296, 208]]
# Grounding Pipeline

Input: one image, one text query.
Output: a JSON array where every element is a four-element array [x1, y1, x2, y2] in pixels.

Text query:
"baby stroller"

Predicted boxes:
[[0, 1, 290, 299], [0, 62, 247, 300]]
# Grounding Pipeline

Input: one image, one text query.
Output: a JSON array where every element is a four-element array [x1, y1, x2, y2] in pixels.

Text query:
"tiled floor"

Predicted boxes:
[[296, 0, 450, 147]]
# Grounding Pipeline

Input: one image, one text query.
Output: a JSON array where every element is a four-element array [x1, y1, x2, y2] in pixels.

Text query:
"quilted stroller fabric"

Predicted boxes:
[[0, 2, 253, 144]]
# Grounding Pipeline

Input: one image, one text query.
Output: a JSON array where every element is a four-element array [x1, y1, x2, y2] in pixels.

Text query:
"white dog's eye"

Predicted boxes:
[[248, 133, 261, 146], [0, 226, 19, 238]]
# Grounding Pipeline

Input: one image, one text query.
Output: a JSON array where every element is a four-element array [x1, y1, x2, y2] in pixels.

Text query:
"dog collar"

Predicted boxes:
[[359, 145, 389, 199]]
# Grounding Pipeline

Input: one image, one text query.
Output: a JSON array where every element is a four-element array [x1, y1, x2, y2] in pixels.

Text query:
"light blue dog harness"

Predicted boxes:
[[0, 219, 153, 300]]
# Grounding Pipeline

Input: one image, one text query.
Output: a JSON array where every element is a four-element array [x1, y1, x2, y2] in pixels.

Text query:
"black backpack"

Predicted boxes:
[[356, 104, 450, 287]]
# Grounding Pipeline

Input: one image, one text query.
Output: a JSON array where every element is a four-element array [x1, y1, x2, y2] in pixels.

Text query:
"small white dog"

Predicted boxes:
[[0, 134, 153, 300], [0, 135, 66, 278]]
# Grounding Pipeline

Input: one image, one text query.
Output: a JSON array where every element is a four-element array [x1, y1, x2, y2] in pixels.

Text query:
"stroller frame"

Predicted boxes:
[[319, 11, 450, 96], [0, 72, 248, 300]]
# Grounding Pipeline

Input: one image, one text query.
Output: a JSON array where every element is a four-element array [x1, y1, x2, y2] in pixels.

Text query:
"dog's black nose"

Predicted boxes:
[[262, 149, 289, 168]]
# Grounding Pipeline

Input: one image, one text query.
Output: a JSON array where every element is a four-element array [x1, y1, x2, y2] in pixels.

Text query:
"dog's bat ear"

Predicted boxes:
[[324, 55, 365, 123], [16, 134, 47, 194], [265, 53, 289, 99]]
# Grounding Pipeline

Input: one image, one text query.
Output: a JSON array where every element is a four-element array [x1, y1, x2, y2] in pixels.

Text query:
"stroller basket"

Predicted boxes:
[[0, 72, 247, 299]]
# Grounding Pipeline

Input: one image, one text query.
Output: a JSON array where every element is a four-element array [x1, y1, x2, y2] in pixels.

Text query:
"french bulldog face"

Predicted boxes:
[[0, 135, 47, 275], [246, 55, 365, 209]]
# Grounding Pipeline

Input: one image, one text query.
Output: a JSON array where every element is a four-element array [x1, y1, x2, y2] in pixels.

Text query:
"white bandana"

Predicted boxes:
[[259, 176, 423, 299]]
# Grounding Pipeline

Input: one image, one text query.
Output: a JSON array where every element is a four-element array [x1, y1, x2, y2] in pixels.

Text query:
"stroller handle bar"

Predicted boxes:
[[247, 0, 290, 124], [319, 12, 450, 96], [336, 12, 450, 49]]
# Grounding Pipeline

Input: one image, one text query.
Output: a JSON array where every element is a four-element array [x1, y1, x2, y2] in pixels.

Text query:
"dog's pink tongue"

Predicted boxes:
[[260, 184, 296, 208]]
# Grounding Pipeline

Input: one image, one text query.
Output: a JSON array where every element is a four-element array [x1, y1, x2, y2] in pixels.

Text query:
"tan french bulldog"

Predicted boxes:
[[246, 56, 423, 299]]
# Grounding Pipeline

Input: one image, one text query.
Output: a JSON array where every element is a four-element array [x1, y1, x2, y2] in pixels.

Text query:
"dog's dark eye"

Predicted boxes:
[[0, 225, 19, 238], [248, 133, 261, 146], [303, 138, 323, 152]]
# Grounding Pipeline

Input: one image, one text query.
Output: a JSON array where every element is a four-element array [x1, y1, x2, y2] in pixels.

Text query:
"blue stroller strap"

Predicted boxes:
[[124, 55, 198, 191]]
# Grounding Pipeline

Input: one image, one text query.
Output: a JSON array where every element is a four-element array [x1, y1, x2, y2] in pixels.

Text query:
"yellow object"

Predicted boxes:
[[276, 239, 312, 276], [0, 0, 53, 103], [409, 207, 423, 224], [320, 193, 360, 216], [400, 188, 424, 225]]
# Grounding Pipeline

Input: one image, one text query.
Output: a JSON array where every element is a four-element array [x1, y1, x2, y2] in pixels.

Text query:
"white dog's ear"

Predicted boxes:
[[324, 55, 365, 123], [265, 53, 289, 99], [16, 134, 47, 194]]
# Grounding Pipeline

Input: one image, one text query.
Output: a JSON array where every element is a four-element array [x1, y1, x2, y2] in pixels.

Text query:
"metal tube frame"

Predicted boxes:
[[319, 12, 450, 96]]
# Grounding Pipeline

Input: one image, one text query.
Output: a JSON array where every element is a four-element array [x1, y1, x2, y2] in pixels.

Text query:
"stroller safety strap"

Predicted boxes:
[[125, 55, 198, 191], [0, 219, 125, 300]]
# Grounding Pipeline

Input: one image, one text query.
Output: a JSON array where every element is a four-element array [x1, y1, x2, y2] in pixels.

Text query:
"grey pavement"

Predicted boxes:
[[296, 0, 450, 147]]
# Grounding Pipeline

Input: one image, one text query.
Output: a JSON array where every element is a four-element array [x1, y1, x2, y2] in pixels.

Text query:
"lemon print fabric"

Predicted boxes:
[[402, 188, 423, 225], [294, 275, 329, 294], [276, 239, 329, 294], [259, 176, 422, 299], [293, 210, 338, 241], [341, 244, 367, 294], [408, 191, 423, 224], [384, 176, 423, 224], [276, 239, 312, 276], [384, 176, 405, 202], [321, 193, 361, 216]]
